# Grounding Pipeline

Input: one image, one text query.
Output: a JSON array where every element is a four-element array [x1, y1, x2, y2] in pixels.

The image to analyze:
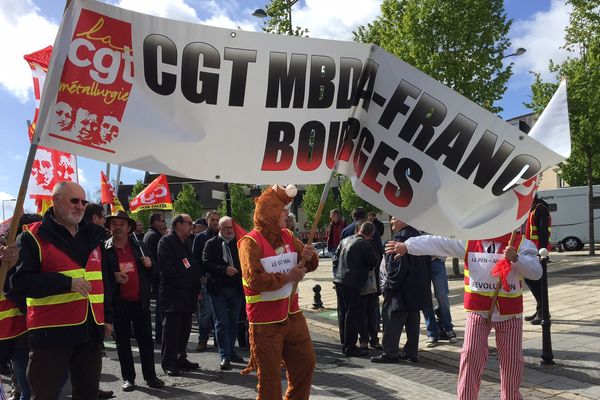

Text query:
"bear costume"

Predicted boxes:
[[238, 184, 319, 399]]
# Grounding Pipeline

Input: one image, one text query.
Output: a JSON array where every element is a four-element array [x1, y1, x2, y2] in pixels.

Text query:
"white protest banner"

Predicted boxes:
[[35, 0, 569, 239]]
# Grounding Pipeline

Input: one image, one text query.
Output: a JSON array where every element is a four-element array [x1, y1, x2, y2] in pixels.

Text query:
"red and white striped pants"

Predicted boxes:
[[457, 312, 524, 400]]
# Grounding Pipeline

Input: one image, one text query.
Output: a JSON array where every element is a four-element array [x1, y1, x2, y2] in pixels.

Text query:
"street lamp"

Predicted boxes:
[[502, 47, 527, 59], [253, 0, 299, 36], [2, 199, 17, 221]]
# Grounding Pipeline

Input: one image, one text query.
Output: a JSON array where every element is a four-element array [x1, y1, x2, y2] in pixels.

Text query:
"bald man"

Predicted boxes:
[[10, 181, 113, 400]]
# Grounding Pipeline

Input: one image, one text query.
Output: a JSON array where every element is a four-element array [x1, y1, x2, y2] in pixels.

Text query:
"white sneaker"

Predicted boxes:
[[426, 337, 438, 348]]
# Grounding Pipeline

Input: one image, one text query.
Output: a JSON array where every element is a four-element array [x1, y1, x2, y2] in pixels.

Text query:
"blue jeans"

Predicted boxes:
[[422, 258, 454, 338], [209, 288, 243, 360], [197, 284, 213, 342]]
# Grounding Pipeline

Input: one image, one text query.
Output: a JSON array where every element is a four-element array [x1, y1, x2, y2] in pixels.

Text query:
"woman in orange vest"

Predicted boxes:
[[386, 232, 542, 400], [238, 185, 319, 400]]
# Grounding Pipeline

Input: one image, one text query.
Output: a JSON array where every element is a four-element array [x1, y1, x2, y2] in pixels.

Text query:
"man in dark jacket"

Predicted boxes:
[[143, 212, 166, 344], [371, 217, 431, 364], [333, 221, 379, 357], [192, 210, 220, 351], [104, 211, 164, 391], [202, 216, 244, 370], [157, 214, 199, 376], [10, 181, 113, 400]]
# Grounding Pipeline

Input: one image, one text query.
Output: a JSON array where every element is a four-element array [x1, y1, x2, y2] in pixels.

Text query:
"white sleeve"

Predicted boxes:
[[513, 238, 543, 280], [404, 235, 466, 259]]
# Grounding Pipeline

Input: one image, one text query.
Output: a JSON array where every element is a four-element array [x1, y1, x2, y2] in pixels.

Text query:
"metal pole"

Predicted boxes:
[[539, 248, 555, 365], [224, 182, 232, 216], [286, 0, 293, 35]]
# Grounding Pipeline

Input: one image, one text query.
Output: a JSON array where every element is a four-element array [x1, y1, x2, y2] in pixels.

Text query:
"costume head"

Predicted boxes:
[[253, 185, 297, 235]]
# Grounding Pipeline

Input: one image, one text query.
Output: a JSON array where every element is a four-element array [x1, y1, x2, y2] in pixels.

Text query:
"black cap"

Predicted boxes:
[[194, 218, 207, 227]]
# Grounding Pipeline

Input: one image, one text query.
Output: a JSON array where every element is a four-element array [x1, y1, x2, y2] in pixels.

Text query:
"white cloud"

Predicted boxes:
[[510, 0, 572, 81], [114, 0, 199, 22], [0, 0, 59, 102], [77, 168, 87, 185]]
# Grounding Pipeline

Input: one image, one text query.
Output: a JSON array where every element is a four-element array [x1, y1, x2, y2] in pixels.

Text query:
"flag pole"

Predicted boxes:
[[0, 120, 41, 291], [486, 231, 516, 323]]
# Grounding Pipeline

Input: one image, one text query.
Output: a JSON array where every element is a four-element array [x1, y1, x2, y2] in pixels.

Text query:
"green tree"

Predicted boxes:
[[301, 184, 336, 231], [259, 0, 308, 36], [354, 0, 513, 113], [339, 177, 379, 219], [527, 0, 600, 254], [173, 183, 203, 219], [128, 180, 153, 230], [218, 184, 255, 231]]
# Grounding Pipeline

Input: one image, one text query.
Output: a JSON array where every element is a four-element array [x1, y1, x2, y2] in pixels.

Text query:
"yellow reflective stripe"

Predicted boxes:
[[27, 292, 85, 306], [464, 285, 522, 298], [60, 270, 85, 278], [245, 294, 262, 304], [464, 269, 469, 278], [242, 277, 249, 287], [0, 308, 23, 320], [85, 271, 102, 281], [88, 294, 104, 304]]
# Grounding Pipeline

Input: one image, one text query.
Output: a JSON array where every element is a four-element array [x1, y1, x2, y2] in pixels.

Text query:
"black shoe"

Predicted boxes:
[[219, 359, 232, 371], [369, 341, 383, 350], [196, 340, 207, 352], [530, 316, 543, 325], [121, 380, 136, 392], [344, 347, 369, 357], [398, 352, 419, 363], [98, 388, 115, 399], [164, 368, 181, 376], [370, 354, 399, 363], [146, 377, 165, 388], [524, 312, 538, 321], [177, 358, 200, 370], [230, 353, 245, 363]]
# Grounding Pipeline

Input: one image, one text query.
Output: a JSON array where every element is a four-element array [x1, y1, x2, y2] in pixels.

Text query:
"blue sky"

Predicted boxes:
[[0, 0, 572, 218]]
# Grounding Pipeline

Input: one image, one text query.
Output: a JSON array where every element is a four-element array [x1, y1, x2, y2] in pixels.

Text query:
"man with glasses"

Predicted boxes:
[[157, 214, 199, 376], [202, 217, 244, 370], [10, 181, 113, 399]]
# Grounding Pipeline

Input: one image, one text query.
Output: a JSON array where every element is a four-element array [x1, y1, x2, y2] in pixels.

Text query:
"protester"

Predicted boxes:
[[422, 256, 457, 347], [133, 221, 145, 242], [285, 213, 301, 240], [371, 217, 431, 363], [0, 214, 38, 400], [193, 218, 207, 235], [333, 221, 380, 356], [367, 211, 385, 237], [192, 210, 219, 352], [82, 202, 106, 227], [327, 209, 346, 254], [386, 232, 542, 399], [143, 212, 166, 344], [524, 195, 552, 325], [157, 214, 199, 376], [10, 181, 113, 400], [104, 211, 164, 391], [238, 184, 318, 399], [202, 216, 245, 371]]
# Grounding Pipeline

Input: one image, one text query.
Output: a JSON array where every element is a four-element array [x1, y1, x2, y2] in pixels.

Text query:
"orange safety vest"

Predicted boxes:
[[525, 204, 552, 251], [241, 229, 300, 325], [0, 293, 27, 340], [24, 222, 105, 330], [463, 235, 524, 316]]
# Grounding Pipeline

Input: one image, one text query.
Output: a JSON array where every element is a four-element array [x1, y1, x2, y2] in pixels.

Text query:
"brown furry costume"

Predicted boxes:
[[239, 185, 318, 400]]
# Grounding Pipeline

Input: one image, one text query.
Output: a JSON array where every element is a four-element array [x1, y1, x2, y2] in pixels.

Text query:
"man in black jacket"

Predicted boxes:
[[158, 214, 199, 376], [202, 216, 244, 371], [143, 212, 166, 344], [10, 181, 113, 400], [371, 217, 432, 364], [104, 211, 164, 391], [333, 221, 379, 357]]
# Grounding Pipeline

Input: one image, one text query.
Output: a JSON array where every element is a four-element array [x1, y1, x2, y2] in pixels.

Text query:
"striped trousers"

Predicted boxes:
[[457, 312, 524, 400]]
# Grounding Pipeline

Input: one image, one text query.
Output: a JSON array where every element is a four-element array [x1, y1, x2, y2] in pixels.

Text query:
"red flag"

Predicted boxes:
[[232, 220, 248, 243], [25, 46, 77, 202], [100, 171, 124, 213], [129, 175, 173, 213]]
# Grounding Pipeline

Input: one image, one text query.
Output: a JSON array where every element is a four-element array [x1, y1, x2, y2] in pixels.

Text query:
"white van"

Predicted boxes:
[[538, 185, 600, 251]]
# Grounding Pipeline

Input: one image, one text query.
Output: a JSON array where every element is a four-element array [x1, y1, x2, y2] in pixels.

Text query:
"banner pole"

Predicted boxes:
[[0, 121, 42, 291], [486, 231, 516, 323]]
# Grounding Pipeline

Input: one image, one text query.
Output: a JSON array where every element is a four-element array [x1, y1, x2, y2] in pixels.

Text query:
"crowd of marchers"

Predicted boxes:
[[0, 180, 549, 400]]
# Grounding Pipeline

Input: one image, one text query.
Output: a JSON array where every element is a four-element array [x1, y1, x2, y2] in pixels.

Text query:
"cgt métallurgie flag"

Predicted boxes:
[[100, 171, 124, 214], [34, 0, 570, 239], [129, 174, 173, 213]]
